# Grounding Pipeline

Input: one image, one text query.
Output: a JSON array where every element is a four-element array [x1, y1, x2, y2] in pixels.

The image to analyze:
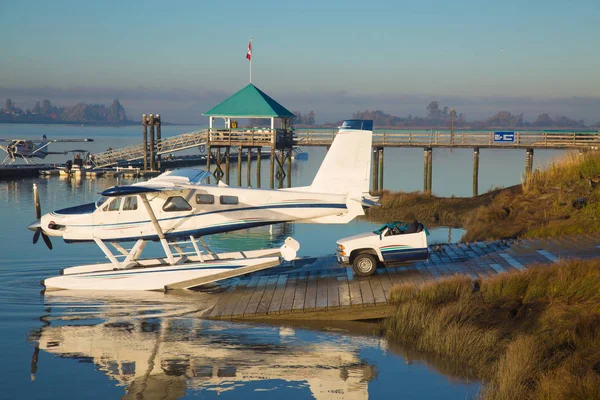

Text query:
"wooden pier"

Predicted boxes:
[[296, 129, 600, 195], [201, 233, 600, 321]]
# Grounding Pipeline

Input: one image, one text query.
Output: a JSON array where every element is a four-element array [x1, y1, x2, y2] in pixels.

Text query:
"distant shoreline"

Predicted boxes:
[[0, 120, 179, 127]]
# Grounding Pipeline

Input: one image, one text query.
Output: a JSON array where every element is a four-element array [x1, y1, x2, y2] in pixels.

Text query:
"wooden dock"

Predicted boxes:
[[202, 233, 600, 321], [295, 129, 600, 150]]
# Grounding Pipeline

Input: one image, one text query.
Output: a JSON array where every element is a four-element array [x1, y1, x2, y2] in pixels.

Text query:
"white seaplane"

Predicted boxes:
[[0, 134, 94, 165], [28, 120, 376, 291]]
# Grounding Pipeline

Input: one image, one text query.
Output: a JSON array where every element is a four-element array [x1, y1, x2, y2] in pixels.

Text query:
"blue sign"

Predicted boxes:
[[494, 131, 515, 142]]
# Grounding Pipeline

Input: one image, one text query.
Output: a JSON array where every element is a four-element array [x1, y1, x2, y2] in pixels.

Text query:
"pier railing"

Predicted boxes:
[[91, 128, 599, 169], [295, 130, 600, 149], [208, 128, 274, 147], [92, 130, 208, 168]]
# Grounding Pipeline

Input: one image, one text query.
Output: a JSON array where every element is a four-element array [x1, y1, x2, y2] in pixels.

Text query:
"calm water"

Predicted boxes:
[[0, 123, 567, 399]]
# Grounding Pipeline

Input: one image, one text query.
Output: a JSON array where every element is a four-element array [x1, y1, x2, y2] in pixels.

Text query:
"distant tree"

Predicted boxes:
[[40, 99, 52, 115], [426, 101, 440, 120], [532, 113, 554, 127], [486, 111, 523, 127], [553, 115, 585, 128], [308, 111, 315, 125], [32, 101, 41, 114], [107, 99, 128, 122], [4, 98, 13, 111]]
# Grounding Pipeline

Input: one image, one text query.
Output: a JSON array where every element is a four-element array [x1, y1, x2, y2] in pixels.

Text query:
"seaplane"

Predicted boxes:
[[0, 134, 94, 165], [28, 120, 377, 292]]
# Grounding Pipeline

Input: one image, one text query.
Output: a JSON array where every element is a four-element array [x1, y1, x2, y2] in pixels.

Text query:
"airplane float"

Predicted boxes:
[[28, 120, 377, 292], [0, 135, 94, 165]]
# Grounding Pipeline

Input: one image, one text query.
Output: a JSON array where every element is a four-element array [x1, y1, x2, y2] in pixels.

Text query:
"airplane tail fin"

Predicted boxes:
[[38, 135, 49, 157], [300, 120, 373, 197]]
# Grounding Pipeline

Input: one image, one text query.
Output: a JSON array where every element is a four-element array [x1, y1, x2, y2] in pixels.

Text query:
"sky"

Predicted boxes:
[[1, 0, 599, 124]]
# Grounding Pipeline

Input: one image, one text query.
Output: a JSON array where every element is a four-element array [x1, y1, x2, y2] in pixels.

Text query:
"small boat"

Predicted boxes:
[[40, 169, 61, 176], [292, 146, 308, 160]]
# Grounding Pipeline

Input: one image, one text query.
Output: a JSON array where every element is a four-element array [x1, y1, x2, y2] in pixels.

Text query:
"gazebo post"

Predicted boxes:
[[256, 146, 261, 188], [225, 147, 230, 184], [237, 146, 242, 187], [247, 148, 252, 187]]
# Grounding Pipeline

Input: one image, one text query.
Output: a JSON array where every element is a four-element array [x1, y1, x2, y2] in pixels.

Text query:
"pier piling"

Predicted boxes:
[[142, 115, 148, 171], [149, 114, 155, 171], [423, 147, 433, 193], [372, 149, 379, 192], [423, 148, 428, 191], [270, 148, 275, 189], [287, 148, 292, 188], [247, 148, 252, 187], [237, 147, 242, 187], [256, 147, 261, 188], [473, 147, 480, 196], [215, 147, 222, 183], [225, 148, 230, 185], [378, 148, 384, 191], [427, 148, 433, 194], [525, 148, 534, 180], [156, 115, 161, 171]]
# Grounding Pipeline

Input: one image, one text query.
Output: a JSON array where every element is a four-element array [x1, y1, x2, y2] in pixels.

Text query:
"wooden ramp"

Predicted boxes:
[[202, 233, 600, 321]]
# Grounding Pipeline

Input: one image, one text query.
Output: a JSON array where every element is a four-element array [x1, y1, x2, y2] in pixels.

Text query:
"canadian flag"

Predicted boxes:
[[246, 38, 252, 61]]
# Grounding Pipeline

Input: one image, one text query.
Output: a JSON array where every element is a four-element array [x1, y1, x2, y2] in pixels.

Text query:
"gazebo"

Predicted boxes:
[[204, 83, 295, 133], [202, 84, 297, 187]]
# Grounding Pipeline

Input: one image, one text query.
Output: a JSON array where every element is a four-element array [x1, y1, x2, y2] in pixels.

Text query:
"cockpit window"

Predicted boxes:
[[107, 197, 122, 211], [163, 196, 192, 212], [96, 196, 109, 208], [123, 196, 138, 211]]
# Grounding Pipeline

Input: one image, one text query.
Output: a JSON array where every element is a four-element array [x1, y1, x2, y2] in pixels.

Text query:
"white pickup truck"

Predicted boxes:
[[336, 221, 429, 276]]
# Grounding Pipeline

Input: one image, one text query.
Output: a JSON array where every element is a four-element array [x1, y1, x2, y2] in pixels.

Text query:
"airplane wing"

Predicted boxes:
[[29, 142, 52, 156], [0, 138, 93, 142], [48, 138, 94, 142], [101, 169, 211, 196]]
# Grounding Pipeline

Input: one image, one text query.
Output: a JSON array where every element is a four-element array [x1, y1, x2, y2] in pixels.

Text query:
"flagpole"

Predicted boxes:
[[249, 36, 252, 84]]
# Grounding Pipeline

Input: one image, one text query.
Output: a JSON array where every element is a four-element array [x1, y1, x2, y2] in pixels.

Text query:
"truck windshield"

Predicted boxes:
[[373, 221, 406, 235]]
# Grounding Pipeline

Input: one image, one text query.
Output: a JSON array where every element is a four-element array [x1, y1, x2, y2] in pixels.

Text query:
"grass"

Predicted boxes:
[[367, 150, 600, 242], [383, 259, 600, 400], [365, 186, 518, 228]]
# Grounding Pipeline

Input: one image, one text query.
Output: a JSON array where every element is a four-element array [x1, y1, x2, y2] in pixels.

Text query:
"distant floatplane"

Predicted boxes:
[[29, 120, 378, 291], [0, 135, 93, 165]]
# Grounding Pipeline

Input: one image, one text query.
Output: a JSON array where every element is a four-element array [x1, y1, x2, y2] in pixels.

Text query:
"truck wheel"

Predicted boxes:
[[352, 253, 377, 277]]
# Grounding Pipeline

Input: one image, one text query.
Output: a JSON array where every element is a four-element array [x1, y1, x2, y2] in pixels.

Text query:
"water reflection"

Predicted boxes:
[[32, 292, 378, 399]]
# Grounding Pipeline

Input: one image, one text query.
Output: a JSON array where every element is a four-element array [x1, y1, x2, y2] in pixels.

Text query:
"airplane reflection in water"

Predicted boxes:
[[32, 291, 379, 399]]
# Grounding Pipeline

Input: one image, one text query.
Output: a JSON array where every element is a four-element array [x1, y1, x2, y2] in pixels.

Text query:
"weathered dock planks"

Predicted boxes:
[[202, 233, 600, 321]]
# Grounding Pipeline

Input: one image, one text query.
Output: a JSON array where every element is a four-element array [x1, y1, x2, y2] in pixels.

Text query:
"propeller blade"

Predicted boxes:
[[41, 233, 53, 250], [33, 183, 41, 219], [33, 229, 40, 244]]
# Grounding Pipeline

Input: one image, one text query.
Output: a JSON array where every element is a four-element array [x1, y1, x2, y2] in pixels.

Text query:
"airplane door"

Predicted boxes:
[[92, 196, 122, 240]]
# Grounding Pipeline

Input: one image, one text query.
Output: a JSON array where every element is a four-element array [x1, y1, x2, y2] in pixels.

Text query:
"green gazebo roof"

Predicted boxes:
[[204, 84, 295, 118]]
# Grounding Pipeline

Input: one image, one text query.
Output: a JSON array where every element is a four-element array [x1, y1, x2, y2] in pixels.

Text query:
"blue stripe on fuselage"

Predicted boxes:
[[64, 220, 285, 243], [63, 203, 347, 229]]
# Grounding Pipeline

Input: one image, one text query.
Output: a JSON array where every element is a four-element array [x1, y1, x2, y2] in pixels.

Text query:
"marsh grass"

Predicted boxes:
[[369, 151, 600, 242], [384, 259, 600, 400], [365, 187, 515, 227]]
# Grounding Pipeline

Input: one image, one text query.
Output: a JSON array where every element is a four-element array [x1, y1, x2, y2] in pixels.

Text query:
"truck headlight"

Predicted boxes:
[[336, 244, 345, 256]]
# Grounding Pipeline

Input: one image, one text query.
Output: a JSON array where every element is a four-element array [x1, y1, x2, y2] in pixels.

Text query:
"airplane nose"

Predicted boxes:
[[28, 219, 41, 232]]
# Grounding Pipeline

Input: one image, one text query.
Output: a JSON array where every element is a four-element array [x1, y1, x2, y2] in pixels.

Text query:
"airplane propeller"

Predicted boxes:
[[31, 184, 52, 250]]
